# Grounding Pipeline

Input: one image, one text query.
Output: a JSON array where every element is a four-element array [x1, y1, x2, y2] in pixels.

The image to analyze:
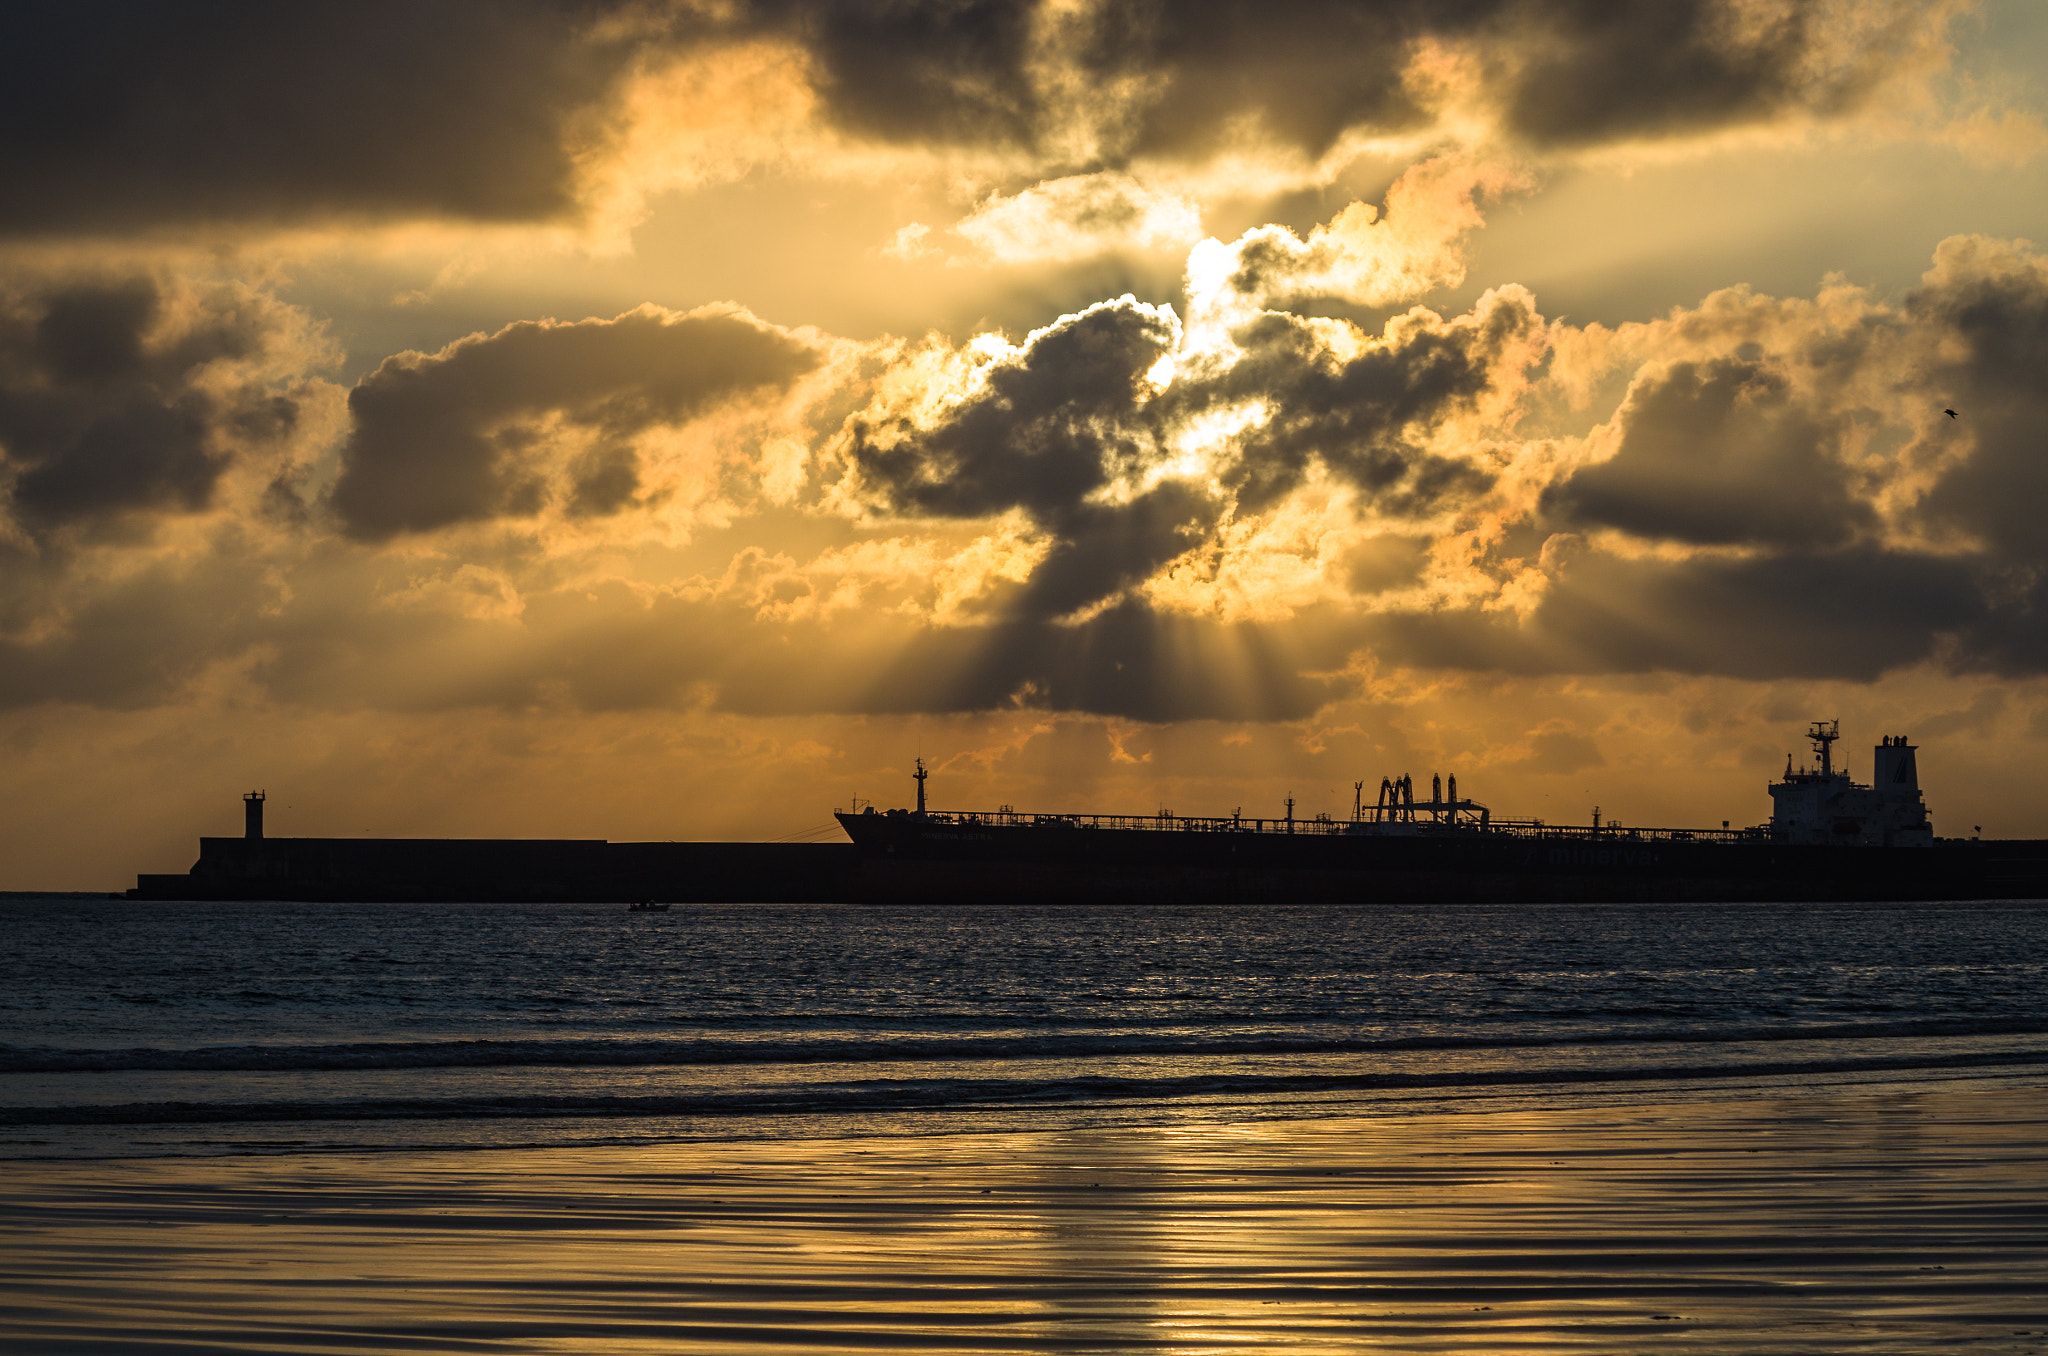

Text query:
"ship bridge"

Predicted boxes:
[[1768, 721, 1932, 847]]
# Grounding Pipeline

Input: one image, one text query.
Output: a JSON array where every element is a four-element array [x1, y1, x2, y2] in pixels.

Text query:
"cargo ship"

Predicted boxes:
[[835, 722, 2048, 903]]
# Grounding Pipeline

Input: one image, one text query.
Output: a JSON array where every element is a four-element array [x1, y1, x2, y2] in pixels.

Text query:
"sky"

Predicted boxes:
[[5, 0, 2048, 888]]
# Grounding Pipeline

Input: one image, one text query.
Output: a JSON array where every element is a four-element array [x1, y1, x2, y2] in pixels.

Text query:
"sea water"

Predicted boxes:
[[2, 898, 2044, 1158]]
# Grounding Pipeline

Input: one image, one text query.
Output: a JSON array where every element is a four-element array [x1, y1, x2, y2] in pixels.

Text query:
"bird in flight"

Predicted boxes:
[[1945, 408, 1958, 418]]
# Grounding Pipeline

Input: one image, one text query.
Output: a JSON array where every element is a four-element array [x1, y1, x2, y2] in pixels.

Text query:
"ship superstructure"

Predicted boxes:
[[1767, 721, 1932, 847]]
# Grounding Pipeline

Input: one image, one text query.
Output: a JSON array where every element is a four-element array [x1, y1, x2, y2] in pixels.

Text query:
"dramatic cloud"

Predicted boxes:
[[749, 0, 1044, 150], [764, 0, 1964, 163], [11, 220, 2048, 734], [1492, 0, 1960, 147], [331, 305, 821, 539], [1375, 236, 2048, 684], [0, 277, 324, 537], [1187, 286, 1543, 516], [847, 295, 1198, 622], [1544, 357, 1876, 548], [0, 2, 644, 237], [1910, 236, 2048, 673], [1913, 235, 2048, 566], [0, 0, 1973, 244]]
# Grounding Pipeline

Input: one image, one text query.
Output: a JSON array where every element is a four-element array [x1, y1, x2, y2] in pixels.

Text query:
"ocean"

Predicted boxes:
[[5, 897, 2044, 1160]]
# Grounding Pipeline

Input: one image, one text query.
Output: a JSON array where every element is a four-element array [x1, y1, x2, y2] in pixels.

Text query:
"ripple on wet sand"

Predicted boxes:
[[1, 1082, 2044, 1354]]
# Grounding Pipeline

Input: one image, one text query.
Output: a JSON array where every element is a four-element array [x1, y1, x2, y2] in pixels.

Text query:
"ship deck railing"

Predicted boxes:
[[897, 809, 1770, 843]]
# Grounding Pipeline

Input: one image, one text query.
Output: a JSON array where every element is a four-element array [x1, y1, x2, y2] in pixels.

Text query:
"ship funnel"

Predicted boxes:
[[243, 790, 265, 840], [1872, 735, 1919, 791]]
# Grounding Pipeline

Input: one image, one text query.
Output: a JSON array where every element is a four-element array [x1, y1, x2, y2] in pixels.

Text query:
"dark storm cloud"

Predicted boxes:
[[331, 306, 820, 540], [1127, 0, 1938, 154], [850, 296, 1210, 620], [749, 0, 1042, 146], [0, 279, 298, 532], [34, 283, 157, 382], [851, 287, 1533, 626], [1107, 2, 1436, 160], [1356, 239, 2048, 686], [753, 0, 1947, 162], [1015, 482, 1218, 621], [757, 0, 1429, 157], [1191, 288, 1539, 513], [1912, 238, 2048, 566], [0, 1, 636, 236], [1905, 238, 2048, 674], [1495, 1, 1924, 147], [0, 1, 1949, 239], [854, 299, 1177, 520], [1544, 357, 1874, 547]]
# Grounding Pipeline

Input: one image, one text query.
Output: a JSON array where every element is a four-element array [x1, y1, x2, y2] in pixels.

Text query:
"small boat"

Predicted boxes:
[[626, 901, 671, 912]]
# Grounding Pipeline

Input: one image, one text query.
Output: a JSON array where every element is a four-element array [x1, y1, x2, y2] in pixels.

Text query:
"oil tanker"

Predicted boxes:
[[836, 722, 2048, 903]]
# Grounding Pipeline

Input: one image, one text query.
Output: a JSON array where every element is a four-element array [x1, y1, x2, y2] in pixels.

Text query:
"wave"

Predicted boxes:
[[4, 1015, 2047, 1075], [3, 1047, 2043, 1129]]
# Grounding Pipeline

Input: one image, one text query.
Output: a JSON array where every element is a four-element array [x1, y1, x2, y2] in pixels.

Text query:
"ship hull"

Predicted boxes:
[[835, 814, 2048, 904], [122, 821, 2048, 904]]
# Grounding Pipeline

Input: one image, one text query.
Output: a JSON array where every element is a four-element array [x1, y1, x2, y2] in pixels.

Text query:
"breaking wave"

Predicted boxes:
[[6, 1015, 2048, 1076]]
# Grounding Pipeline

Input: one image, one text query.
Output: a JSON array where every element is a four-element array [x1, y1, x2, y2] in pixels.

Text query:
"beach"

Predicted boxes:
[[5, 897, 2044, 1351], [4, 1077, 2043, 1354]]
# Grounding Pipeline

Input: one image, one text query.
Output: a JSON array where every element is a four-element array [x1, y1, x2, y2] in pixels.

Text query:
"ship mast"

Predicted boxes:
[[913, 757, 928, 815], [1808, 719, 1839, 778]]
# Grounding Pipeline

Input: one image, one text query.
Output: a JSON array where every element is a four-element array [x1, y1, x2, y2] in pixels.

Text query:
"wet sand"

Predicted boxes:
[[2, 1081, 2044, 1354]]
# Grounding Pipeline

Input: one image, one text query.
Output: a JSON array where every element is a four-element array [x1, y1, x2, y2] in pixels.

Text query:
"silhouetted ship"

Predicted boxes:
[[833, 722, 2045, 903], [131, 723, 2046, 903]]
